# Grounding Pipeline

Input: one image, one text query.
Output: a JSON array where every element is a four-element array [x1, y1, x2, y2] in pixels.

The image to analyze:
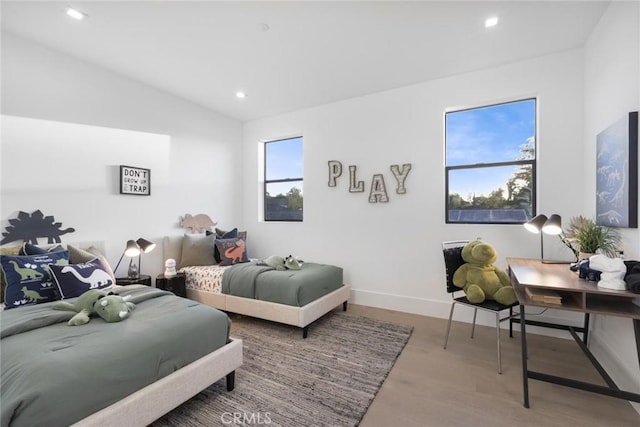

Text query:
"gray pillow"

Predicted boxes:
[[67, 244, 116, 282], [179, 234, 216, 269]]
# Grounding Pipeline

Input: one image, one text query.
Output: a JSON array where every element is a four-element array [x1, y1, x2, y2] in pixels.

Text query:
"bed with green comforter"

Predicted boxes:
[[0, 285, 231, 427], [222, 261, 344, 306]]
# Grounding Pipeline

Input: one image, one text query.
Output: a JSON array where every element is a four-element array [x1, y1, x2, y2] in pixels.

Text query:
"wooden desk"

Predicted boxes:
[[507, 257, 640, 407]]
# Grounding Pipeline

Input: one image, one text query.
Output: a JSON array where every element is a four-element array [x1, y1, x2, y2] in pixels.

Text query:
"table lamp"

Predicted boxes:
[[114, 240, 141, 278], [135, 237, 156, 277], [524, 214, 564, 262]]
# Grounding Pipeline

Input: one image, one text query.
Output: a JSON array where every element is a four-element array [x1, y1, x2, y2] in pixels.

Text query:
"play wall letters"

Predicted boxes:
[[328, 161, 412, 203]]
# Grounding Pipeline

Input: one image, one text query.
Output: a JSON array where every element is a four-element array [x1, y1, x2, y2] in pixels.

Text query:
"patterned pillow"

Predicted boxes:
[[1, 250, 70, 309], [215, 237, 248, 266], [49, 258, 115, 299], [213, 228, 237, 263]]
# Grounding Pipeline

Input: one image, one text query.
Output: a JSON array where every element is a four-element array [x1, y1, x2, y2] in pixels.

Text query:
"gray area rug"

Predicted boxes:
[[152, 311, 413, 426]]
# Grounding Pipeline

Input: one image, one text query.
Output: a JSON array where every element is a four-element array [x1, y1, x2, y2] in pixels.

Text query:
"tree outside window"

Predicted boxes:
[[445, 99, 537, 224], [264, 137, 303, 221]]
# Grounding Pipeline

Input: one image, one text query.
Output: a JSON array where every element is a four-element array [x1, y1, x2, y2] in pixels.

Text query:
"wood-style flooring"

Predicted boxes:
[[343, 304, 640, 427]]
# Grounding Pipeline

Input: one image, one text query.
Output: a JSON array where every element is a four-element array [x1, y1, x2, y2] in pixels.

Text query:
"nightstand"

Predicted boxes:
[[156, 273, 186, 298], [115, 275, 152, 286]]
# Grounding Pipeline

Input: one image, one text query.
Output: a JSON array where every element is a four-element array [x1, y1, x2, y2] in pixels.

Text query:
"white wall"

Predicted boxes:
[[243, 49, 587, 325], [1, 32, 243, 279], [583, 1, 640, 408]]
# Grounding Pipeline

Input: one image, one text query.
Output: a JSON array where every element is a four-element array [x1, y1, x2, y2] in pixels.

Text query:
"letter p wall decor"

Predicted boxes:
[[120, 165, 151, 196]]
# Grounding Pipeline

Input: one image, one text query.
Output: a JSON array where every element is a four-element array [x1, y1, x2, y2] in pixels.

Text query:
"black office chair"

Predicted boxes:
[[442, 240, 518, 374]]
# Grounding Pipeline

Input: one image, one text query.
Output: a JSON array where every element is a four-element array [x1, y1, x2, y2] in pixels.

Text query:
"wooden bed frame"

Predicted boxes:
[[187, 285, 351, 338], [72, 338, 243, 426]]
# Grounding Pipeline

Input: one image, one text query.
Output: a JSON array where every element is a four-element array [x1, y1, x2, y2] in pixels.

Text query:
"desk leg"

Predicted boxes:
[[520, 304, 529, 408], [583, 313, 590, 345], [634, 319, 640, 369]]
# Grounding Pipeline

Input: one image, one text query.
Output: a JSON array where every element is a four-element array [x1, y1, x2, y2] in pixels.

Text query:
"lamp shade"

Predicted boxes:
[[524, 214, 547, 234], [124, 240, 141, 257], [542, 214, 562, 235], [136, 238, 156, 253]]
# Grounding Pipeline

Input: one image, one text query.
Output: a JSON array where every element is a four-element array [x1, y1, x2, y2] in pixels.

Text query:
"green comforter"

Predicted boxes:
[[1, 285, 230, 427], [222, 261, 343, 306]]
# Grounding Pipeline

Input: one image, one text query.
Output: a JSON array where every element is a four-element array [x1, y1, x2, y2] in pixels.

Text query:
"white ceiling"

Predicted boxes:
[[1, 1, 610, 122]]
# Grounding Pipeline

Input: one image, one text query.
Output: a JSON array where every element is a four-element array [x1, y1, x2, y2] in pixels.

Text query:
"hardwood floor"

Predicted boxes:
[[342, 304, 640, 427]]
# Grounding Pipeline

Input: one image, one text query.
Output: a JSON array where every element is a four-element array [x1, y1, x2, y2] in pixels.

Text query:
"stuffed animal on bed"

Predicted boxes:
[[259, 255, 303, 271], [53, 289, 136, 326], [452, 239, 517, 305]]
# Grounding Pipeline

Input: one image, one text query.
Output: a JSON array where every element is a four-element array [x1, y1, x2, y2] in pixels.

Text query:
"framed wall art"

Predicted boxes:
[[596, 111, 638, 228], [120, 165, 151, 196]]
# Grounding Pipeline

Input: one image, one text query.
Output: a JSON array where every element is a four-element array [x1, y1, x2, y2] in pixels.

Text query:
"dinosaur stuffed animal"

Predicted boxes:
[[53, 289, 136, 326], [452, 239, 517, 305], [259, 255, 303, 271]]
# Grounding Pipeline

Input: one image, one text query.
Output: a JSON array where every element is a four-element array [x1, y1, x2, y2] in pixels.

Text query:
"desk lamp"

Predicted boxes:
[[114, 240, 142, 278], [135, 238, 156, 278], [524, 214, 563, 262]]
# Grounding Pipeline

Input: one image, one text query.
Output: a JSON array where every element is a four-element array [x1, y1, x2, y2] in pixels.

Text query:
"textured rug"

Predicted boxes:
[[152, 311, 413, 427]]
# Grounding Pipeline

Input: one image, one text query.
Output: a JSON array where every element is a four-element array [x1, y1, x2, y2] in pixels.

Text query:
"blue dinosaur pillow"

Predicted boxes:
[[19, 242, 65, 255], [215, 237, 248, 266], [212, 228, 238, 263], [1, 250, 70, 309], [49, 257, 115, 299]]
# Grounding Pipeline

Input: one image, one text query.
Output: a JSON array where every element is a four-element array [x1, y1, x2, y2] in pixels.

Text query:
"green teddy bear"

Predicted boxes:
[[452, 239, 517, 305], [53, 289, 136, 326]]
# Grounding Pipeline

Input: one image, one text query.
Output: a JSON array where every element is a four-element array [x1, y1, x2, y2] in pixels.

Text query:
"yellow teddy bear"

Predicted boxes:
[[452, 239, 517, 305]]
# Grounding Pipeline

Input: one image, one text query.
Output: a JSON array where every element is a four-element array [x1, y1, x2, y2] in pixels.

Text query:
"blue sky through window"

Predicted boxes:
[[265, 136, 303, 196], [446, 99, 535, 197]]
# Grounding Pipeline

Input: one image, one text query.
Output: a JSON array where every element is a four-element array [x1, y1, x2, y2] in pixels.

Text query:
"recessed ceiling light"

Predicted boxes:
[[66, 7, 87, 20], [236, 91, 247, 99], [485, 16, 498, 28]]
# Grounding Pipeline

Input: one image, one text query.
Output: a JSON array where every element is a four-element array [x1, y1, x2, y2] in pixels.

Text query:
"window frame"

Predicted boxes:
[[263, 136, 304, 222], [444, 98, 537, 225]]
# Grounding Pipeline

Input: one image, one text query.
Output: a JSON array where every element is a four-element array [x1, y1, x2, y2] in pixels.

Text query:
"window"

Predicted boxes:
[[264, 136, 303, 221], [445, 98, 536, 224]]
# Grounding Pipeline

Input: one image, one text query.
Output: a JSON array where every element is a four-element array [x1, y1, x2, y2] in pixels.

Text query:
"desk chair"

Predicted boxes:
[[442, 240, 518, 374]]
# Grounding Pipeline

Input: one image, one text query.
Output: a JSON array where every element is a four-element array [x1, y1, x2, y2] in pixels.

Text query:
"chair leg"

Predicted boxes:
[[470, 307, 478, 339], [496, 312, 502, 374], [444, 302, 456, 349]]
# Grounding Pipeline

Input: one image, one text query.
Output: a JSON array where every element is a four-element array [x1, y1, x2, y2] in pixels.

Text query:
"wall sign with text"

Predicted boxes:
[[328, 160, 411, 203], [120, 165, 151, 196]]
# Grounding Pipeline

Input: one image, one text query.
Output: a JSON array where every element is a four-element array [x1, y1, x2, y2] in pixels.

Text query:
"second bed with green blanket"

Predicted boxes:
[[222, 261, 344, 307]]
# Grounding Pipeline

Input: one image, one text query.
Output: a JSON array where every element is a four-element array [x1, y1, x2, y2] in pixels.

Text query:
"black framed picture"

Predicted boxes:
[[120, 165, 151, 196], [596, 111, 638, 228]]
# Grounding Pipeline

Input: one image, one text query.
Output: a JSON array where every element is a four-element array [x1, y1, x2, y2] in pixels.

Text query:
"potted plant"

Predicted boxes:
[[563, 215, 621, 259]]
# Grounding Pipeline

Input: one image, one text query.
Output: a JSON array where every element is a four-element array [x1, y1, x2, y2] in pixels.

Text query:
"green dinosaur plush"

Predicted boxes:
[[452, 239, 517, 305], [53, 289, 136, 326], [259, 255, 303, 271], [260, 255, 287, 271]]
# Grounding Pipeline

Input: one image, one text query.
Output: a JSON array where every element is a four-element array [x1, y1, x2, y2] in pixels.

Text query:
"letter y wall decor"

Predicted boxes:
[[327, 161, 412, 203]]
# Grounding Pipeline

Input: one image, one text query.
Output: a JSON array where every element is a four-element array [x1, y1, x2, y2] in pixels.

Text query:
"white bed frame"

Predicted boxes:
[[163, 235, 351, 338], [73, 338, 243, 426], [187, 284, 351, 338]]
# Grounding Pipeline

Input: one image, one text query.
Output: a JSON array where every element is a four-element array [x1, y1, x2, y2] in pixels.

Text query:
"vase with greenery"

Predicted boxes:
[[562, 215, 621, 259]]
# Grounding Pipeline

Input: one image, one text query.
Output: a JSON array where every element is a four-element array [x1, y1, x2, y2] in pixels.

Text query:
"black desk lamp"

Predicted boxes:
[[524, 214, 564, 262], [135, 238, 156, 278], [114, 240, 142, 278]]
